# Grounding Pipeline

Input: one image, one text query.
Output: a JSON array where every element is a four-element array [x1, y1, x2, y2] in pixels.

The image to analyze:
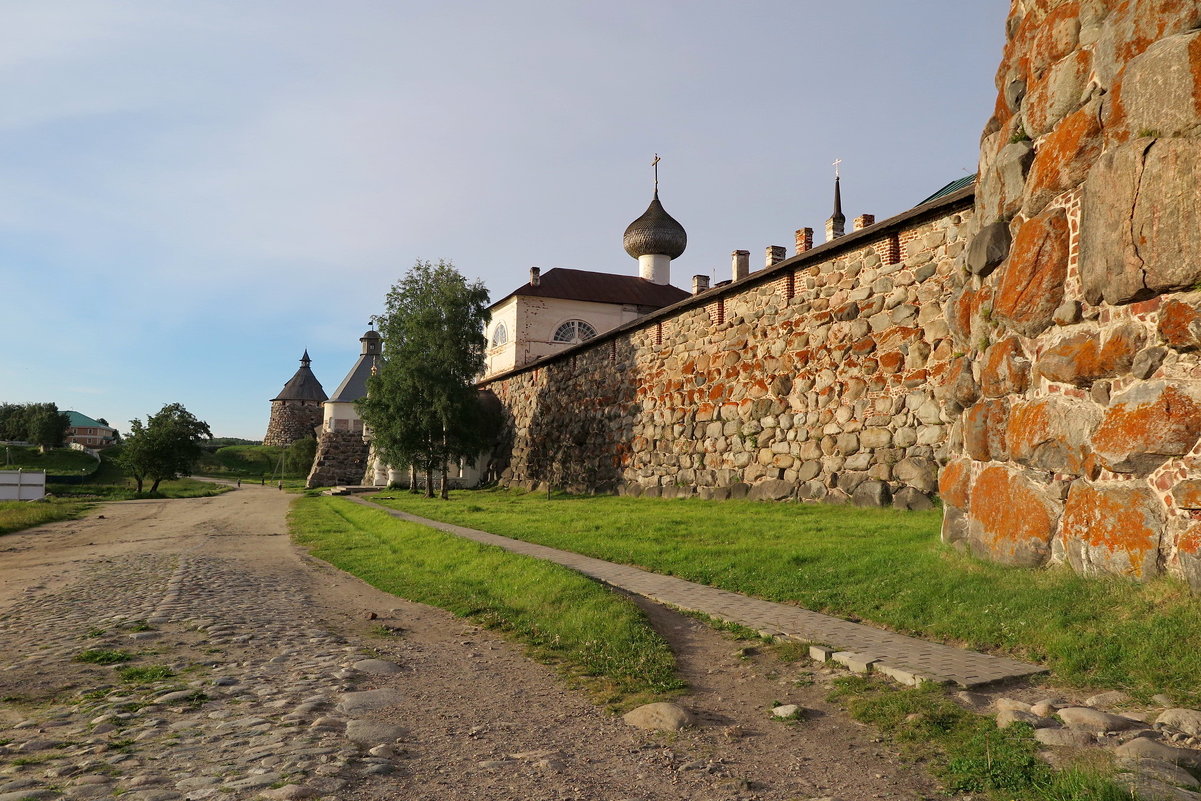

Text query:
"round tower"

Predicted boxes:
[[263, 350, 328, 446]]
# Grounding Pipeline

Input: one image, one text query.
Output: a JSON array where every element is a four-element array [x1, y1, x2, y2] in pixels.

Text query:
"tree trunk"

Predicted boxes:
[[440, 460, 449, 500], [424, 461, 434, 498], [149, 477, 162, 493], [409, 463, 419, 493], [134, 474, 144, 493]]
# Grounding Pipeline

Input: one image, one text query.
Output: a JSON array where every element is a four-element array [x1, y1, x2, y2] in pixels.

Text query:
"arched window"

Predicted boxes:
[[553, 319, 598, 344], [490, 322, 508, 347]]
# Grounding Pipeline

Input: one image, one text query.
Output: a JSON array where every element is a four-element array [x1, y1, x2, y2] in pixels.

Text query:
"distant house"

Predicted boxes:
[[64, 411, 118, 449]]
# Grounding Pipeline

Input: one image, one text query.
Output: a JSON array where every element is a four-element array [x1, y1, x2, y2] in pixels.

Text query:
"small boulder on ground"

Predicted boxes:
[[1058, 707, 1141, 733], [1116, 736, 1201, 769], [622, 702, 694, 731], [1157, 708, 1201, 738]]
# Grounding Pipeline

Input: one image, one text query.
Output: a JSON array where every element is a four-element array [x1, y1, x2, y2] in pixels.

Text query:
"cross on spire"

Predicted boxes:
[[833, 157, 842, 179], [652, 153, 661, 193]]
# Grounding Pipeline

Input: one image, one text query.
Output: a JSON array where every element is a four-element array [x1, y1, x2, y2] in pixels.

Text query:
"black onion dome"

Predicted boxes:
[[623, 191, 687, 260]]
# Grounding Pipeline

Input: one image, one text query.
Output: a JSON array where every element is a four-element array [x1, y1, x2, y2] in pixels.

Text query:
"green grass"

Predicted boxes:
[[43, 450, 232, 502], [0, 499, 92, 536], [114, 662, 175, 682], [368, 489, 1201, 705], [194, 444, 308, 480], [829, 677, 1136, 800], [74, 649, 133, 665], [1, 445, 98, 476], [289, 496, 682, 708]]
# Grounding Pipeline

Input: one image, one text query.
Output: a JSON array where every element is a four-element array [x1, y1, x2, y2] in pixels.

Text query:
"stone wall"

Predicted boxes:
[[263, 400, 322, 448], [483, 190, 973, 508], [306, 429, 370, 488], [943, 0, 1201, 590]]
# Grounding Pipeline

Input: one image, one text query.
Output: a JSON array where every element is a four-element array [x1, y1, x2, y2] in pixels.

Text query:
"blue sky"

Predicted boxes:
[[1, 1, 1008, 439]]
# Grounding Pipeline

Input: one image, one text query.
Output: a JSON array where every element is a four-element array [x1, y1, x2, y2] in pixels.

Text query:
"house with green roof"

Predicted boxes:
[[64, 411, 118, 449]]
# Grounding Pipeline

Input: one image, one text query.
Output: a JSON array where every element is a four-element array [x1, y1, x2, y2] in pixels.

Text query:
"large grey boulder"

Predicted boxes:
[[1157, 708, 1201, 738], [1082, 138, 1201, 305], [1121, 32, 1201, 138]]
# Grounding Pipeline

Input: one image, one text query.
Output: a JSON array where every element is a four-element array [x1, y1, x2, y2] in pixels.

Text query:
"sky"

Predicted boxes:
[[1, 1, 1009, 439]]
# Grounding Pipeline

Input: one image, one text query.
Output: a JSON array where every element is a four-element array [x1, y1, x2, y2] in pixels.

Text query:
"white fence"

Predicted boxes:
[[0, 470, 46, 501]]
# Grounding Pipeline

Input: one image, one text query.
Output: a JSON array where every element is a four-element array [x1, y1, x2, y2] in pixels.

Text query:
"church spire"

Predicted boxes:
[[826, 159, 846, 243]]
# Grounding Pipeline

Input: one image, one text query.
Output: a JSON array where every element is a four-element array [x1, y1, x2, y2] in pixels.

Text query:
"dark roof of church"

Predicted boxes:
[[917, 174, 977, 206], [272, 351, 327, 402], [328, 356, 379, 403], [493, 268, 690, 309]]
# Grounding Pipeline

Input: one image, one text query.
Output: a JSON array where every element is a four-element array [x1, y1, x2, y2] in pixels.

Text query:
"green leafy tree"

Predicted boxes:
[[27, 403, 70, 452], [284, 436, 317, 475], [0, 402, 69, 451], [359, 259, 492, 499], [118, 403, 212, 493]]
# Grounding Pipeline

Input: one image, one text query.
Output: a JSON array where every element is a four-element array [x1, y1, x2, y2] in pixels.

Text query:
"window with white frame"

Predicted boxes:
[[553, 319, 598, 344], [490, 322, 508, 347]]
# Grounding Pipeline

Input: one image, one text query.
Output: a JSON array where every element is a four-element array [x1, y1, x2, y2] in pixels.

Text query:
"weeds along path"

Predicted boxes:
[[0, 488, 948, 800]]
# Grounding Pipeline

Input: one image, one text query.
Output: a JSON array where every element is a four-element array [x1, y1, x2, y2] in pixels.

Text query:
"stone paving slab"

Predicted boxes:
[[353, 498, 1047, 688]]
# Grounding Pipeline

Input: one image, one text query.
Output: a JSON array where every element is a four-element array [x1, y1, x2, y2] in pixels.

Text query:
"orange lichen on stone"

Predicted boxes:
[[878, 351, 904, 374], [964, 399, 1011, 462], [969, 465, 1058, 567], [1027, 1, 1081, 75], [1170, 479, 1201, 509], [980, 337, 1031, 398], [1024, 103, 1102, 209], [1060, 481, 1164, 578], [993, 207, 1070, 337], [1035, 324, 1145, 387], [1158, 297, 1201, 351], [1005, 397, 1095, 474], [1093, 382, 1201, 474], [938, 457, 973, 508]]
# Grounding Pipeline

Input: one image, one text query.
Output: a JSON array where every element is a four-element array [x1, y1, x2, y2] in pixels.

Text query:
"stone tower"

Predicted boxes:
[[263, 350, 327, 447], [305, 329, 383, 488]]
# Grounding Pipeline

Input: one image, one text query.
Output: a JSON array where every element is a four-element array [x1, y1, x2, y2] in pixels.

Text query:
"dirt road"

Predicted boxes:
[[0, 487, 946, 801]]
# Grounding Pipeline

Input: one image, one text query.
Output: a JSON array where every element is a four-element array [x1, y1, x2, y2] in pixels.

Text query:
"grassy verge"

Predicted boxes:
[[829, 677, 1136, 801], [369, 489, 1201, 705], [1, 445, 98, 476], [45, 452, 231, 502], [289, 496, 682, 709], [0, 499, 92, 536]]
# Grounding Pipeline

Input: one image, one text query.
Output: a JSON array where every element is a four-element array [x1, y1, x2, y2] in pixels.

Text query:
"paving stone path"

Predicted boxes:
[[355, 498, 1047, 688], [0, 542, 402, 801]]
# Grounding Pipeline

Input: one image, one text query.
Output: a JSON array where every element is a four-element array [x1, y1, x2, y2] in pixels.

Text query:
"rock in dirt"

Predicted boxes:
[[336, 688, 403, 714], [1157, 709, 1201, 737], [1058, 707, 1140, 733], [351, 658, 403, 674], [622, 702, 694, 731], [345, 719, 406, 746], [1116, 736, 1201, 769]]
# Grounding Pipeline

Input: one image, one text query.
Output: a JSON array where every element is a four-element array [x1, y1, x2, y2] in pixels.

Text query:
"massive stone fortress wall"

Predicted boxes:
[[483, 190, 974, 508], [481, 0, 1201, 592], [943, 0, 1201, 590]]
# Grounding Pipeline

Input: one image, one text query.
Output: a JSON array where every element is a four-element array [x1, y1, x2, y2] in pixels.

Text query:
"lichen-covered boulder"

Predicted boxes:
[[1158, 296, 1201, 351], [993, 206, 1070, 338], [1119, 31, 1201, 139], [1092, 381, 1201, 475], [1034, 323, 1146, 387], [1006, 397, 1099, 475], [1058, 482, 1164, 579], [980, 337, 1032, 398], [967, 465, 1061, 567]]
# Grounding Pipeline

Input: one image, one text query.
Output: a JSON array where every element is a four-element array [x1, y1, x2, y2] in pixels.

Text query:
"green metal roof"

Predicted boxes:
[[65, 411, 114, 430], [917, 174, 976, 206]]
